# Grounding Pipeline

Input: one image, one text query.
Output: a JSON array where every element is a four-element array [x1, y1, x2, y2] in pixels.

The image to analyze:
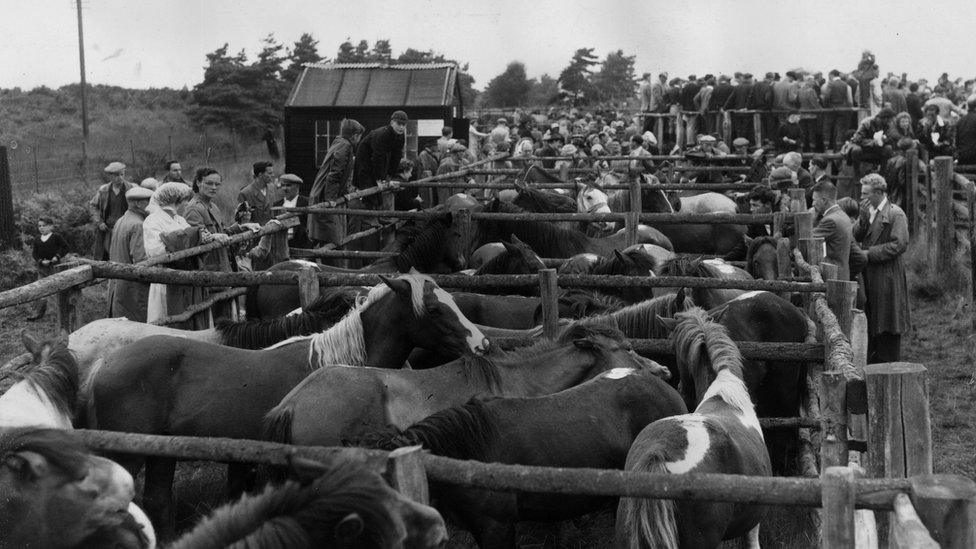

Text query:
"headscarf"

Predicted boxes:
[[154, 182, 194, 207]]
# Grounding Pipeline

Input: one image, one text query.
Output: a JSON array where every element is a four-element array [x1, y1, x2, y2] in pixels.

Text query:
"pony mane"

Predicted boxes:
[[473, 240, 544, 276], [0, 427, 89, 479], [513, 185, 577, 213], [582, 293, 694, 339], [304, 274, 433, 368], [169, 459, 401, 549], [589, 249, 659, 276], [554, 289, 626, 320], [657, 255, 709, 278], [670, 307, 751, 413], [744, 236, 779, 273], [0, 342, 78, 423], [353, 399, 498, 461], [479, 200, 589, 257], [391, 211, 452, 272], [216, 287, 360, 349]]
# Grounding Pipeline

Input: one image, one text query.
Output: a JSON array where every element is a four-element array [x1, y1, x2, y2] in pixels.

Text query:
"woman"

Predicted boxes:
[[143, 182, 201, 326], [888, 111, 916, 143], [183, 167, 261, 324], [918, 104, 955, 157]]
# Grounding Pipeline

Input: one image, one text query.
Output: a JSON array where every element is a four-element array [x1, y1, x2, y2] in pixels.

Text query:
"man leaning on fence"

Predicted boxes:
[[90, 161, 136, 260], [350, 110, 407, 256], [308, 118, 365, 248], [107, 186, 153, 322]]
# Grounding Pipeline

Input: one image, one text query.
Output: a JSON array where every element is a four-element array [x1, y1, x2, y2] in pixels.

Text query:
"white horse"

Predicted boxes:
[[575, 180, 617, 234]]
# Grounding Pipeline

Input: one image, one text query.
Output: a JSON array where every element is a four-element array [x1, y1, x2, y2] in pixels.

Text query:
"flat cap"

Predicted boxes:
[[140, 177, 160, 190], [125, 186, 154, 200], [698, 134, 717, 143], [279, 173, 303, 185], [104, 161, 126, 174], [770, 166, 794, 181], [497, 117, 508, 124], [732, 137, 750, 147], [390, 110, 408, 123]]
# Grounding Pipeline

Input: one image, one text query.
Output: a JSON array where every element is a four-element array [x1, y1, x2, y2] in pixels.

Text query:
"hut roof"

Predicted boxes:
[[286, 63, 459, 108]]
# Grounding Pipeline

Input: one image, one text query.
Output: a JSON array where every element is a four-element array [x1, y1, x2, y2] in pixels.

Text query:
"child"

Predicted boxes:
[[776, 111, 803, 153], [28, 216, 70, 320]]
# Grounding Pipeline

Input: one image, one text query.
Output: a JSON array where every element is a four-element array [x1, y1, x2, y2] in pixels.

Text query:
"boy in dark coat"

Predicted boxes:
[[28, 216, 70, 320]]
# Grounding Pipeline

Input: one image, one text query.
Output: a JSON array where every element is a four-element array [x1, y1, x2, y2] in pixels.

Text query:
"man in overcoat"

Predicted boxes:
[[853, 174, 911, 362], [107, 186, 153, 321], [308, 118, 364, 246], [90, 161, 136, 260], [350, 111, 407, 255]]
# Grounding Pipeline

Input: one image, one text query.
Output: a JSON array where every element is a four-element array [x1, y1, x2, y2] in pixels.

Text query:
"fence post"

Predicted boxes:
[[674, 111, 684, 152], [891, 493, 940, 549], [970, 188, 976, 331], [384, 446, 430, 505], [800, 236, 825, 265], [906, 148, 919, 234], [933, 156, 954, 273], [624, 211, 640, 247], [775, 237, 791, 282], [56, 286, 82, 334], [909, 474, 976, 549], [865, 363, 932, 479], [721, 110, 731, 143], [793, 210, 814, 248], [297, 265, 320, 309], [826, 279, 857, 337], [789, 188, 808, 214], [81, 140, 88, 184], [538, 268, 559, 340], [851, 310, 868, 370], [753, 113, 763, 148], [0, 146, 15, 251], [773, 211, 787, 238], [454, 208, 474, 267], [822, 466, 856, 549], [821, 372, 849, 469]]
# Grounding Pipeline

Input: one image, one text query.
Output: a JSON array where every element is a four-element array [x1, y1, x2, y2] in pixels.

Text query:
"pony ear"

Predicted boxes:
[[509, 234, 525, 246], [21, 330, 43, 357], [378, 275, 411, 296], [613, 249, 626, 263], [514, 179, 527, 193], [575, 180, 586, 192], [3, 451, 48, 481], [334, 513, 365, 543], [675, 288, 687, 307], [501, 240, 518, 254]]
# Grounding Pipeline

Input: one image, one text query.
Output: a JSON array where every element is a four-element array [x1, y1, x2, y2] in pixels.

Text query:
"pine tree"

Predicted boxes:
[[592, 49, 637, 106], [558, 48, 600, 106], [282, 33, 324, 87], [482, 62, 532, 107]]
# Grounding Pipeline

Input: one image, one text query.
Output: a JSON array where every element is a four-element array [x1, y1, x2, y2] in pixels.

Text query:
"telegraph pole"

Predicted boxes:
[[76, 0, 89, 181]]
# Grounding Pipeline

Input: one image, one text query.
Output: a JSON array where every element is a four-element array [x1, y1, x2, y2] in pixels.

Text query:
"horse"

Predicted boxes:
[[248, 210, 463, 318], [467, 235, 547, 297], [262, 324, 671, 449], [168, 457, 447, 549], [67, 287, 361, 398], [0, 428, 155, 549], [615, 307, 772, 549], [655, 256, 753, 310], [452, 289, 624, 330], [474, 199, 673, 258], [0, 333, 156, 549], [639, 187, 748, 255], [88, 273, 487, 539], [744, 235, 780, 280], [356, 367, 687, 548], [558, 247, 663, 304]]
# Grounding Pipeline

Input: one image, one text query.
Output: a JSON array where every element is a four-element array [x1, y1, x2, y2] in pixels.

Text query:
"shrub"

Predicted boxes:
[[0, 246, 36, 291], [906, 227, 971, 301], [14, 186, 95, 256]]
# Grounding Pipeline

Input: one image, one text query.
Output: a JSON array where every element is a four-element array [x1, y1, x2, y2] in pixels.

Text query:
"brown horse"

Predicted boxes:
[[615, 308, 771, 548], [655, 256, 753, 310], [262, 324, 671, 449], [88, 273, 487, 539], [169, 457, 447, 549], [357, 367, 687, 548]]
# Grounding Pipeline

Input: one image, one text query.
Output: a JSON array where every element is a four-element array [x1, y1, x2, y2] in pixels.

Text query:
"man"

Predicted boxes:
[[746, 185, 776, 237], [773, 71, 799, 123], [955, 95, 976, 165], [638, 72, 654, 113], [628, 135, 655, 176], [273, 174, 310, 249], [436, 143, 469, 204], [753, 72, 776, 141], [308, 118, 365, 247], [89, 161, 136, 260], [854, 174, 911, 362], [811, 180, 853, 281], [162, 160, 186, 183], [107, 186, 153, 321], [680, 75, 702, 145], [905, 82, 924, 124], [352, 110, 408, 253], [882, 78, 908, 114], [538, 133, 564, 169], [917, 104, 955, 158], [437, 126, 455, 155], [809, 157, 831, 185], [725, 73, 755, 142], [695, 76, 716, 135], [850, 107, 897, 176], [490, 117, 511, 147], [238, 160, 280, 225], [783, 151, 813, 194], [821, 70, 853, 152], [923, 86, 966, 120], [710, 75, 734, 114], [768, 166, 796, 212]]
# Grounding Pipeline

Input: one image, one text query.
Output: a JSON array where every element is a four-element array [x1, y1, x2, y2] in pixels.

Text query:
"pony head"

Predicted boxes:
[[575, 181, 615, 232]]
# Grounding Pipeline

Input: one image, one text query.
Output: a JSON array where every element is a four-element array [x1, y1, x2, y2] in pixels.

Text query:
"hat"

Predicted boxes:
[[770, 166, 794, 182], [559, 144, 578, 156], [391, 110, 408, 123], [104, 161, 126, 174], [125, 186, 154, 200], [698, 135, 717, 143], [590, 143, 605, 154], [497, 117, 508, 124], [810, 157, 829, 169], [140, 177, 160, 190], [732, 137, 750, 147], [450, 143, 468, 153], [279, 173, 303, 185], [340, 118, 365, 138]]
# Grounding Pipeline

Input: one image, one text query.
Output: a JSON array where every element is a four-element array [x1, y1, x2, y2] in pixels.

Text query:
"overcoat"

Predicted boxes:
[[107, 208, 149, 321], [309, 136, 356, 243], [353, 125, 404, 208], [853, 200, 911, 335], [89, 181, 136, 259], [813, 205, 853, 281]]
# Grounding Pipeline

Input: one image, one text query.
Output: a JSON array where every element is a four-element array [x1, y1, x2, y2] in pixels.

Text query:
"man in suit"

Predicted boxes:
[[273, 174, 310, 249], [811, 180, 853, 281], [238, 160, 280, 225], [854, 174, 911, 363]]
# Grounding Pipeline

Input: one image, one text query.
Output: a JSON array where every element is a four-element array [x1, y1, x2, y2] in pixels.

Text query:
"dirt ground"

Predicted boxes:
[[1, 281, 973, 548]]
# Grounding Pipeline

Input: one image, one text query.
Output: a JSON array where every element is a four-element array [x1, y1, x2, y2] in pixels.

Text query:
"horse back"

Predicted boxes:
[[719, 292, 809, 342]]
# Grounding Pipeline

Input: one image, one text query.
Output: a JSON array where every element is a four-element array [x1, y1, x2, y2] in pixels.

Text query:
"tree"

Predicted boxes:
[[371, 39, 392, 63], [354, 40, 370, 62], [526, 74, 560, 106], [282, 33, 324, 87], [336, 39, 356, 63], [592, 49, 637, 105], [482, 62, 532, 107], [558, 48, 600, 105]]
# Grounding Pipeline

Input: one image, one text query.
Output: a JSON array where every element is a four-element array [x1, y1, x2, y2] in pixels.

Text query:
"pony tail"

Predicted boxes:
[[262, 405, 294, 446], [618, 453, 678, 549]]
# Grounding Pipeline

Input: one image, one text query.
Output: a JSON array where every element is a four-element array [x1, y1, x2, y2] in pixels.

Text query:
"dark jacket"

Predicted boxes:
[[183, 195, 243, 272], [853, 200, 911, 335], [353, 125, 405, 208], [710, 82, 734, 111], [955, 112, 976, 164], [309, 136, 356, 243], [813, 204, 853, 281], [237, 183, 280, 225], [273, 195, 311, 249], [752, 80, 774, 110], [725, 82, 754, 110]]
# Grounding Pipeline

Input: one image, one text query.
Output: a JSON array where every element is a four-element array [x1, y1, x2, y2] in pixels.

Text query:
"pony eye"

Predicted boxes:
[[426, 307, 441, 316]]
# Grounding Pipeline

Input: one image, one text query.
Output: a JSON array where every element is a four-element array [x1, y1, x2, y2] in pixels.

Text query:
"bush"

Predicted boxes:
[[14, 187, 95, 256], [0, 247, 36, 291], [906, 227, 971, 301]]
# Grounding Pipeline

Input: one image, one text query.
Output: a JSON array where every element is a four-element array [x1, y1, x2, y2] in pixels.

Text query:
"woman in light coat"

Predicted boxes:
[[143, 182, 200, 326]]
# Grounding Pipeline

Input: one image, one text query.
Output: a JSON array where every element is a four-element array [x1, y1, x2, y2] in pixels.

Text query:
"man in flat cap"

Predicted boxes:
[[273, 174, 310, 249], [90, 161, 136, 260], [490, 118, 511, 148], [107, 186, 153, 321], [349, 111, 408, 257]]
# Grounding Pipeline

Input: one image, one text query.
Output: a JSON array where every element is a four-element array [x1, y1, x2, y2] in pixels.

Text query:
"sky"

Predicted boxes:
[[2, 0, 974, 92]]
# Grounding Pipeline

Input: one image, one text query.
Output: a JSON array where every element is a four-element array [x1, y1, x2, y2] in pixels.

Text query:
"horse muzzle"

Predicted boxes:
[[473, 337, 490, 356]]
